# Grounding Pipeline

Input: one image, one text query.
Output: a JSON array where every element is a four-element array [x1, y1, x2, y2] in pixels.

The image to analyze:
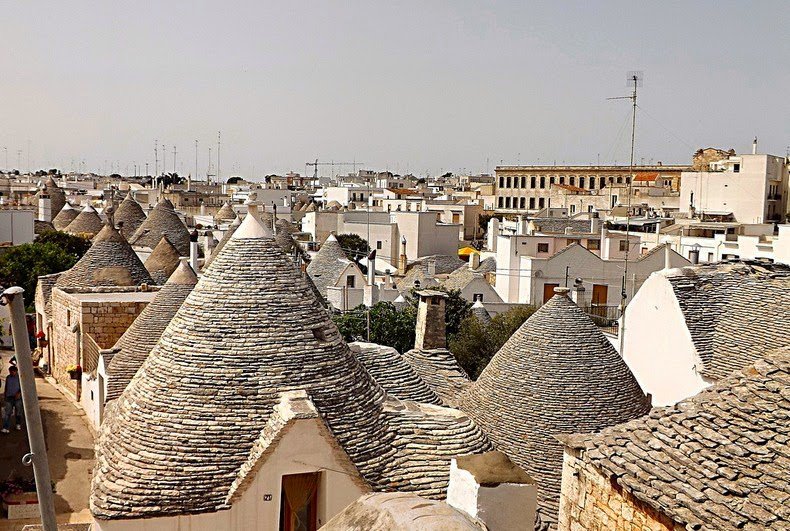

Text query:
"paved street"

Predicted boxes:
[[1, 374, 95, 530]]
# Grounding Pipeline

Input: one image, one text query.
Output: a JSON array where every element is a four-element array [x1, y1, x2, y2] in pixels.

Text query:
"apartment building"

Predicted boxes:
[[680, 151, 788, 224], [494, 164, 687, 213]]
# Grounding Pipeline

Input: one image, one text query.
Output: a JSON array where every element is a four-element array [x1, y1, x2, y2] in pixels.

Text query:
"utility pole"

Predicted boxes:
[[217, 131, 221, 184], [162, 144, 167, 175], [173, 145, 177, 174], [608, 71, 642, 356], [195, 140, 199, 179], [2, 287, 57, 531], [207, 147, 212, 184], [2, 146, 6, 170], [145, 162, 149, 176], [154, 140, 158, 177]]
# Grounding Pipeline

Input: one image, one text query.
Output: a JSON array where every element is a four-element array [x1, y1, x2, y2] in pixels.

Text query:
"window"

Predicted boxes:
[[519, 197, 526, 209], [506, 197, 512, 208], [537, 243, 549, 253], [529, 197, 536, 209], [559, 176, 565, 185], [376, 241, 382, 250], [566, 239, 575, 246], [587, 205, 594, 212], [617, 176, 623, 184], [579, 177, 585, 189], [539, 176, 546, 189], [733, 163, 740, 173], [538, 198, 545, 208], [626, 176, 631, 184], [414, 280, 421, 289], [279, 472, 320, 531], [587, 239, 600, 250], [589, 178, 595, 189], [530, 176, 536, 188], [66, 309, 71, 327], [570, 204, 576, 214], [520, 176, 526, 188], [452, 213, 460, 223], [499, 177, 505, 188], [473, 293, 484, 302], [346, 276, 355, 288], [599, 177, 606, 188], [570, 176, 576, 186], [550, 176, 555, 185], [498, 197, 504, 208], [619, 240, 628, 252], [506, 177, 511, 188]]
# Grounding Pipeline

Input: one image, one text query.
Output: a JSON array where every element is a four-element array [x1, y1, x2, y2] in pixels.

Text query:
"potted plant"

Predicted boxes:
[[1, 478, 40, 520], [66, 364, 82, 380]]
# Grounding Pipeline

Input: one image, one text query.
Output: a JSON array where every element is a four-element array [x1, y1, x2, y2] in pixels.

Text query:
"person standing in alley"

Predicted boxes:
[[2, 365, 23, 433]]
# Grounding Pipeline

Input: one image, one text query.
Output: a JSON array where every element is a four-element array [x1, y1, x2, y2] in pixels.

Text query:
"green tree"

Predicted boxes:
[[36, 231, 91, 259], [333, 302, 416, 353], [449, 304, 536, 379], [336, 233, 370, 262], [0, 243, 80, 310], [406, 287, 471, 338]]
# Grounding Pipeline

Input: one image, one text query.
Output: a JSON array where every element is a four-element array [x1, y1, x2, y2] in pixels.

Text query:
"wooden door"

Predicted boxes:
[[592, 284, 608, 306], [543, 283, 560, 303]]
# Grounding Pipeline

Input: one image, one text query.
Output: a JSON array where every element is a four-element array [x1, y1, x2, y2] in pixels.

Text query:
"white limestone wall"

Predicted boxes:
[[94, 418, 368, 531], [622, 272, 710, 406]]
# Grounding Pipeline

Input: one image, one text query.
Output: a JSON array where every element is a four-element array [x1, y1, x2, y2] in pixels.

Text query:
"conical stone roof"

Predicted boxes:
[[105, 261, 197, 402], [274, 218, 299, 254], [41, 176, 66, 217], [52, 203, 78, 231], [65, 204, 104, 238], [55, 223, 153, 289], [92, 213, 489, 519], [144, 235, 182, 284], [459, 291, 651, 529], [470, 300, 491, 326], [129, 199, 190, 255], [306, 233, 350, 297], [114, 193, 146, 240], [214, 201, 236, 222]]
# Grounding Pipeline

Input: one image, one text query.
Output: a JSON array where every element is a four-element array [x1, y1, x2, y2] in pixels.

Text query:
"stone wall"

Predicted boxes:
[[558, 448, 682, 531], [80, 300, 149, 353], [51, 289, 82, 396], [50, 289, 150, 397]]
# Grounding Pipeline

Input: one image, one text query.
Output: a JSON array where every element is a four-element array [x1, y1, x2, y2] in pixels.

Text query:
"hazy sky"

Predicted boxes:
[[2, 1, 788, 178]]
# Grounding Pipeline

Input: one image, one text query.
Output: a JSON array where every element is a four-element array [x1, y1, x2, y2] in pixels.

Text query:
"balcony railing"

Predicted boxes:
[[582, 305, 621, 335]]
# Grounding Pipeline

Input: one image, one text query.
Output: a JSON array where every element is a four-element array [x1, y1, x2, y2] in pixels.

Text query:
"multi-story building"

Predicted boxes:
[[680, 150, 788, 224], [494, 164, 688, 213]]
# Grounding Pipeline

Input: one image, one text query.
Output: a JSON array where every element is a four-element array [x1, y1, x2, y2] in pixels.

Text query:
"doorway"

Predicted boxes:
[[543, 283, 560, 303], [279, 472, 320, 531], [591, 284, 608, 306]]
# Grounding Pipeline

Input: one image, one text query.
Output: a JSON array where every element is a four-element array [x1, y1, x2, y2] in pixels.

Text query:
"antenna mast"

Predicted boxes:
[[154, 140, 158, 177], [608, 70, 642, 356], [217, 131, 221, 185]]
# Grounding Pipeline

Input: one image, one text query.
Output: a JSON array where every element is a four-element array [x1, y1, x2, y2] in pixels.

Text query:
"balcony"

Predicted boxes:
[[582, 305, 620, 335]]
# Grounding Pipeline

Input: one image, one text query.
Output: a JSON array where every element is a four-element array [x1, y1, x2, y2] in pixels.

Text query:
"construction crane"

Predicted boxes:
[[305, 159, 364, 180]]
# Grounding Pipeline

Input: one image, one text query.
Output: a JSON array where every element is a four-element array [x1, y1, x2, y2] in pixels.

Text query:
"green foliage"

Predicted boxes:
[[449, 304, 536, 379], [333, 302, 417, 354], [336, 233, 370, 262], [0, 242, 80, 309], [36, 230, 91, 258]]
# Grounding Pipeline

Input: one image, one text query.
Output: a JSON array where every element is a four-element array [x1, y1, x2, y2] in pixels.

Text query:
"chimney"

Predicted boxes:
[[398, 236, 408, 275], [664, 242, 672, 270], [384, 270, 393, 289], [200, 203, 206, 216], [189, 230, 199, 272], [469, 252, 481, 270], [589, 211, 600, 234], [414, 290, 447, 350], [38, 187, 52, 222], [516, 215, 524, 235], [446, 451, 537, 531], [752, 136, 758, 155], [272, 204, 278, 232], [571, 278, 587, 307], [487, 217, 499, 252], [600, 224, 609, 260], [688, 245, 700, 265], [426, 259, 437, 279], [366, 250, 376, 286]]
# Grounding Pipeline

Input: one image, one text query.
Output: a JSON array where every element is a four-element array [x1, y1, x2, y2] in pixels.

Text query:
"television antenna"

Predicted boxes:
[[608, 71, 643, 355]]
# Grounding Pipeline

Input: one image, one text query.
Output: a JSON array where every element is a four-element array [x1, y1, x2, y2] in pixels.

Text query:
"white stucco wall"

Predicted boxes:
[[94, 417, 368, 531], [622, 272, 710, 406]]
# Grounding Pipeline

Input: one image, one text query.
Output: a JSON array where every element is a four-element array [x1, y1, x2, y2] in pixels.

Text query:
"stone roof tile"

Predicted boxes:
[[567, 348, 790, 530], [129, 199, 191, 255], [65, 205, 104, 238], [144, 236, 182, 285], [52, 203, 78, 231], [114, 194, 146, 240]]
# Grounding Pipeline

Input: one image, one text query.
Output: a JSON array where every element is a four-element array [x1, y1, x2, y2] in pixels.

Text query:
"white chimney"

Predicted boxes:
[[752, 136, 758, 155], [571, 278, 587, 307], [469, 252, 481, 270], [38, 188, 52, 222], [447, 452, 537, 531], [664, 242, 672, 270], [426, 259, 437, 279]]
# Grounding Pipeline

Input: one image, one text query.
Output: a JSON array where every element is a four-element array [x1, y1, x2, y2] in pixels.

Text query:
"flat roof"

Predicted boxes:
[[69, 291, 158, 303]]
